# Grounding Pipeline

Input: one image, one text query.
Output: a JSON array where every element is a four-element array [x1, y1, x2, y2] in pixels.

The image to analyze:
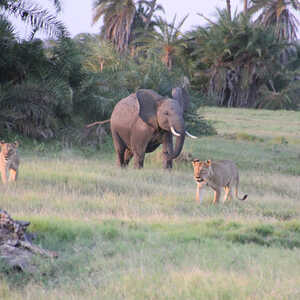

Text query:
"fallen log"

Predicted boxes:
[[0, 209, 57, 273]]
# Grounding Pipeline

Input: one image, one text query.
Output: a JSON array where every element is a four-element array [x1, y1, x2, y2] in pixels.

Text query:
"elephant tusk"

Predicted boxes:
[[185, 131, 197, 139], [170, 126, 181, 137]]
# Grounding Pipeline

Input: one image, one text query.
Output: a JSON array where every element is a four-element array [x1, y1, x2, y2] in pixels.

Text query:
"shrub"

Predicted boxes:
[[254, 224, 274, 237]]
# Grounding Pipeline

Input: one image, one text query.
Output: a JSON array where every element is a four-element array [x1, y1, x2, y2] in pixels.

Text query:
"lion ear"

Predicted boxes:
[[14, 141, 19, 148], [205, 160, 212, 166], [0, 141, 5, 147]]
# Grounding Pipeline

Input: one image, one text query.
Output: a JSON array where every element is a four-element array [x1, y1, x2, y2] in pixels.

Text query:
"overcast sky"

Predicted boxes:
[[16, 0, 244, 39]]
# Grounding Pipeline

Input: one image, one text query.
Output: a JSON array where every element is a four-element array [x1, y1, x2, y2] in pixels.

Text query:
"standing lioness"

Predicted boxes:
[[0, 141, 20, 184], [192, 159, 247, 204]]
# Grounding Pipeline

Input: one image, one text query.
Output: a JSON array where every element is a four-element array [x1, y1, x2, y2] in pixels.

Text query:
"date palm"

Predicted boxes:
[[92, 0, 137, 53], [139, 0, 164, 30], [226, 0, 232, 20], [73, 33, 121, 72], [249, 0, 300, 41], [188, 9, 284, 107], [243, 0, 249, 13], [92, 0, 164, 53], [0, 0, 67, 38], [136, 15, 188, 70]]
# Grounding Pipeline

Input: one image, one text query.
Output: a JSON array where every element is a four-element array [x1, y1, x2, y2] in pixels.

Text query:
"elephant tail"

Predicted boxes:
[[86, 119, 110, 128]]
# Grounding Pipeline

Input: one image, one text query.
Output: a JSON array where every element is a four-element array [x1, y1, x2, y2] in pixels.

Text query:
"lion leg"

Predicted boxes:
[[1, 167, 8, 184], [224, 185, 233, 202], [223, 187, 229, 202], [213, 189, 221, 204], [8, 168, 18, 182], [196, 182, 206, 203]]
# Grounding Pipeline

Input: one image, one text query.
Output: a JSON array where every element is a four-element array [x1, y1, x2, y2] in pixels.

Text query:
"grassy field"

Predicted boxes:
[[0, 107, 300, 300]]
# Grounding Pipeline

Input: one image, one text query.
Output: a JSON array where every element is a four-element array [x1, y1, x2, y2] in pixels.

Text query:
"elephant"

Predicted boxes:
[[109, 87, 197, 169]]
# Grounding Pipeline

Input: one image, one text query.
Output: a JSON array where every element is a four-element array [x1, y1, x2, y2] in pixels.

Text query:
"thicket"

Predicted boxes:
[[1, 7, 300, 145], [0, 26, 214, 144]]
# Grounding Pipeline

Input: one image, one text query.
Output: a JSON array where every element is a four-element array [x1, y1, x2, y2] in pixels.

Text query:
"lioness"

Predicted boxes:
[[0, 141, 20, 184], [192, 159, 247, 204]]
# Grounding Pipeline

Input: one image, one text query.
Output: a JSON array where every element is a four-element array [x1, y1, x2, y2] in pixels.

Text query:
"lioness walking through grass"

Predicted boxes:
[[192, 159, 247, 204]]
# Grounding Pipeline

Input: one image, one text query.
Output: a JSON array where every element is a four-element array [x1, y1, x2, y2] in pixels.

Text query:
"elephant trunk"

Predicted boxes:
[[172, 133, 185, 159], [170, 123, 185, 159]]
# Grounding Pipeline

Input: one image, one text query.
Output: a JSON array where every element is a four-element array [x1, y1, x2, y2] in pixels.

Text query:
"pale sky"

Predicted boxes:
[[15, 0, 244, 39], [59, 0, 240, 35]]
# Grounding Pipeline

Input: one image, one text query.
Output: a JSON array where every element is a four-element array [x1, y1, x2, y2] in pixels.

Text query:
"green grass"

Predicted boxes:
[[0, 107, 300, 299], [200, 106, 300, 144]]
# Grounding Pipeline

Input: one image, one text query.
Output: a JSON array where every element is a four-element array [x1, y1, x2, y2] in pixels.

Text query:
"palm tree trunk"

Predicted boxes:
[[210, 67, 260, 108], [226, 0, 232, 20], [244, 0, 248, 14]]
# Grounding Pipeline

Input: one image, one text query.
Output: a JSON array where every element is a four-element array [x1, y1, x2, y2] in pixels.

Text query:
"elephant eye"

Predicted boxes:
[[164, 111, 168, 115]]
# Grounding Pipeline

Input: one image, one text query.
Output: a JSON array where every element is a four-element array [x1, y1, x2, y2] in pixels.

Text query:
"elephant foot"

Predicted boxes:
[[134, 161, 144, 169], [124, 149, 133, 166], [133, 152, 145, 169], [163, 160, 173, 170]]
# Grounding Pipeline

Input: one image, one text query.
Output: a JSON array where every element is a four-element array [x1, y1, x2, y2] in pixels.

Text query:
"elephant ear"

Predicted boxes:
[[136, 89, 163, 128], [172, 87, 190, 113]]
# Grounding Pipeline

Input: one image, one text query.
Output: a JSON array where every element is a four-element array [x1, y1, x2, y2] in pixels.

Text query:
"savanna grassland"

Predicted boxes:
[[0, 107, 300, 300]]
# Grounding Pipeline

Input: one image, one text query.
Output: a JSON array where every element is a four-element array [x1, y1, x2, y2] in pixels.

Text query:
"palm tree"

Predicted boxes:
[[136, 15, 188, 70], [0, 0, 67, 38], [0, 14, 15, 42], [188, 9, 285, 107], [139, 0, 164, 30], [92, 0, 137, 53], [92, 0, 164, 53], [226, 0, 232, 20], [74, 33, 121, 72], [242, 0, 249, 14], [249, 0, 300, 41]]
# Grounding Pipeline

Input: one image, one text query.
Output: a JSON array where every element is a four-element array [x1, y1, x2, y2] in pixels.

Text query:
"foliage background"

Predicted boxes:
[[0, 0, 300, 144]]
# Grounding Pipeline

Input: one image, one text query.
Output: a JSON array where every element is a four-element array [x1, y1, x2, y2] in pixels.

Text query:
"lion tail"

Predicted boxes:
[[239, 194, 248, 201], [235, 184, 248, 201]]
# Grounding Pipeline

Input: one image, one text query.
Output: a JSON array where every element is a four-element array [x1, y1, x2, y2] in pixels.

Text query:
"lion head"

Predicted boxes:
[[192, 159, 212, 183], [0, 141, 19, 159]]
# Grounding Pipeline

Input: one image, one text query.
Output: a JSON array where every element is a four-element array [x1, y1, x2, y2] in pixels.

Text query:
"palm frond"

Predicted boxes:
[[47, 0, 63, 13], [3, 0, 68, 38]]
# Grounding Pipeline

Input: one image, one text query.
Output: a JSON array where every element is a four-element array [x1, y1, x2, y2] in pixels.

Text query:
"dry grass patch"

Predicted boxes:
[[0, 107, 299, 299]]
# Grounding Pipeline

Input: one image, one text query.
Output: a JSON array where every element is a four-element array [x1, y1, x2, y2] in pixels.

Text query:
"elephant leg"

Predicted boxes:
[[112, 131, 126, 167], [124, 149, 133, 166], [131, 123, 154, 169], [162, 132, 173, 169], [132, 141, 147, 169], [133, 152, 145, 169]]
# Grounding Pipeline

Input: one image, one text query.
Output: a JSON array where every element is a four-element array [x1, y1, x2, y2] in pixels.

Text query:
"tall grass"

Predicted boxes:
[[0, 107, 299, 299]]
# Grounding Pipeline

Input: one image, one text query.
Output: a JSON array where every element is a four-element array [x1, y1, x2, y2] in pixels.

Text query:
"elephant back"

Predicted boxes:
[[110, 93, 140, 133], [113, 93, 139, 115]]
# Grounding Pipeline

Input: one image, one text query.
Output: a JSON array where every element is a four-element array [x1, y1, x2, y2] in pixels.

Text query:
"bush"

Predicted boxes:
[[0, 79, 72, 139]]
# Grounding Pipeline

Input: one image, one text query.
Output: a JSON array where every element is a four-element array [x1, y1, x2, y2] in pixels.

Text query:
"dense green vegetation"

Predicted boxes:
[[0, 1, 299, 297], [0, 107, 299, 299], [1, 0, 300, 143]]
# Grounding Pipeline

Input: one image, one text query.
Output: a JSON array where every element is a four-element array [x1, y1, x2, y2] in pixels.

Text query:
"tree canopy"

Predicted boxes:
[[0, 0, 300, 142]]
